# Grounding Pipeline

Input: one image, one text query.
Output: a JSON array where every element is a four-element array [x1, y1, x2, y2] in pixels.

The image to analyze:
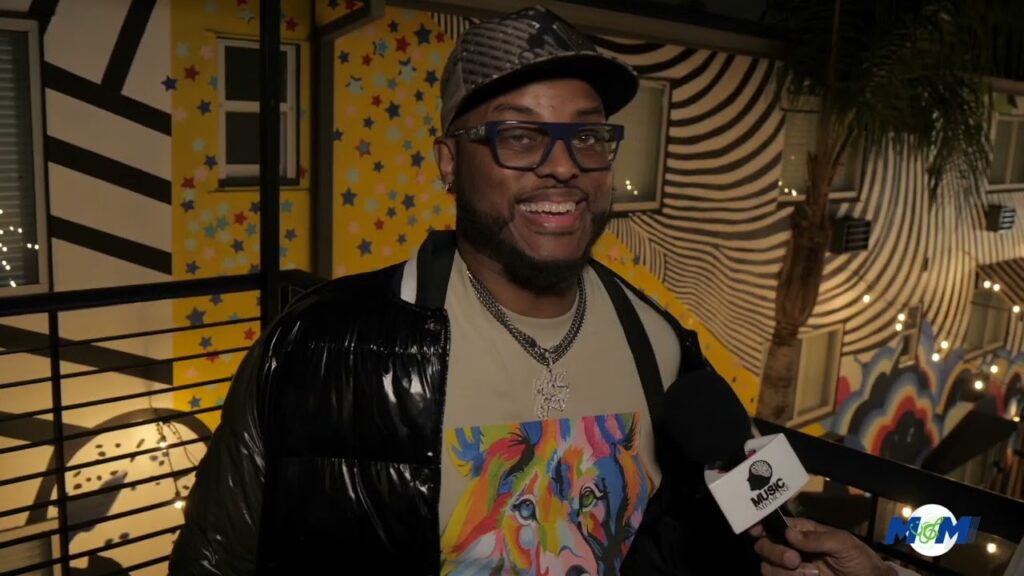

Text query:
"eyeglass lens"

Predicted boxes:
[[493, 124, 620, 170]]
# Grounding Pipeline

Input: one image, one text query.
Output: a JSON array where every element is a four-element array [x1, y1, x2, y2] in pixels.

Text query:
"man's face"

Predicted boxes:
[[436, 78, 614, 293]]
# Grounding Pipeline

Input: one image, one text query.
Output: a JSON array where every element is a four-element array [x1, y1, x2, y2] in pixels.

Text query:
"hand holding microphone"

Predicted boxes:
[[665, 370, 907, 576]]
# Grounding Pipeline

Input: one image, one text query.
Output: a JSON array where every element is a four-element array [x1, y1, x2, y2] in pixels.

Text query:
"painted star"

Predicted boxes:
[[249, 263, 260, 273], [373, 39, 389, 56], [373, 161, 384, 173], [414, 89, 424, 102], [422, 114, 433, 126], [246, 223, 258, 237], [386, 206, 397, 219], [186, 307, 206, 326], [414, 24, 431, 45], [433, 204, 442, 216], [345, 75, 364, 94], [231, 239, 244, 253], [189, 396, 202, 409], [216, 216, 228, 230], [249, 201, 260, 214], [371, 94, 382, 107], [239, 7, 255, 23], [362, 53, 373, 66], [388, 190, 398, 201], [184, 65, 199, 81], [281, 199, 293, 213], [333, 128, 344, 142], [410, 151, 424, 168], [424, 70, 439, 87], [402, 140, 413, 151], [199, 336, 213, 350], [208, 75, 218, 90], [395, 36, 410, 53], [185, 260, 200, 275], [387, 78, 398, 90], [284, 228, 297, 241], [355, 139, 371, 157], [402, 194, 416, 210], [374, 219, 384, 230], [357, 238, 372, 256], [180, 199, 195, 212], [428, 126, 438, 137], [363, 116, 375, 129], [181, 177, 195, 189], [197, 100, 212, 115], [244, 327, 256, 341], [204, 224, 217, 238], [204, 155, 218, 169], [385, 101, 400, 120], [388, 20, 399, 33], [338, 50, 350, 64], [285, 17, 298, 31], [397, 233, 407, 245], [341, 188, 357, 206], [161, 76, 177, 91], [279, 246, 289, 259], [407, 215, 418, 227], [209, 294, 223, 305], [435, 31, 446, 43]]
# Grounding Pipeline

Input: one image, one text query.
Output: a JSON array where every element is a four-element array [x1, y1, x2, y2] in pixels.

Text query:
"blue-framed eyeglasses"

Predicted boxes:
[[448, 121, 625, 172]]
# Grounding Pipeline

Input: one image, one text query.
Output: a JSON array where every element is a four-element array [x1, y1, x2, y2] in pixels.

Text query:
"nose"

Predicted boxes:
[[535, 138, 579, 183]]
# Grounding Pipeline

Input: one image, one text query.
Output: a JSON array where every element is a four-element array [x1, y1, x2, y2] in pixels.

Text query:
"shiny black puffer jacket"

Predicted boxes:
[[169, 231, 760, 575]]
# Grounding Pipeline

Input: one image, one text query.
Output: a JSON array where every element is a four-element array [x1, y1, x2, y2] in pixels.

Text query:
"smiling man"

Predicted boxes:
[[170, 6, 760, 575]]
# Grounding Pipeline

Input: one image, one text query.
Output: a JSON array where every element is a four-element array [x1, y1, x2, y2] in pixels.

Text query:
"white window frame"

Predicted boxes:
[[897, 305, 923, 367], [789, 325, 843, 426], [217, 38, 298, 185], [0, 18, 49, 297], [611, 78, 668, 214], [987, 113, 1024, 192], [964, 283, 1011, 356], [778, 95, 863, 203]]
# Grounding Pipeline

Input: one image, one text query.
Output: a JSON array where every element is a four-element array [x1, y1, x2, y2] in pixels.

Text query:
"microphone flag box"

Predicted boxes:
[[704, 433, 809, 534]]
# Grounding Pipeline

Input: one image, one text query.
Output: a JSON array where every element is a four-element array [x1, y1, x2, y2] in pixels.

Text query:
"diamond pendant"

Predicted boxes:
[[534, 368, 569, 420]]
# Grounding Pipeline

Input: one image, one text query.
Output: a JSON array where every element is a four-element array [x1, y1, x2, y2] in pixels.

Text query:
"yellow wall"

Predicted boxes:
[[170, 0, 313, 427], [316, 0, 364, 27], [331, 6, 761, 411]]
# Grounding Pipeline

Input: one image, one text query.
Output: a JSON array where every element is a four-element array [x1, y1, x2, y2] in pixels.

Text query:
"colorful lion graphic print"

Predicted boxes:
[[441, 413, 651, 575]]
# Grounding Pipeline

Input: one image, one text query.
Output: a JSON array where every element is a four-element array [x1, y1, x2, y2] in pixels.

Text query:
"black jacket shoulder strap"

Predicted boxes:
[[591, 262, 665, 429]]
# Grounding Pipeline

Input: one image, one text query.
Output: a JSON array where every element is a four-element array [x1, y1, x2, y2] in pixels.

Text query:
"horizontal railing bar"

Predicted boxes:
[[0, 274, 260, 318], [0, 526, 59, 553], [65, 435, 210, 474], [68, 523, 181, 564], [65, 496, 177, 533], [60, 316, 259, 349], [0, 435, 209, 488], [0, 497, 58, 521], [62, 376, 232, 412], [0, 437, 53, 456], [118, 553, 170, 574], [65, 466, 197, 504], [755, 418, 1024, 543], [0, 316, 258, 359], [0, 407, 52, 425], [57, 346, 250, 382], [63, 406, 220, 442], [0, 374, 51, 392]]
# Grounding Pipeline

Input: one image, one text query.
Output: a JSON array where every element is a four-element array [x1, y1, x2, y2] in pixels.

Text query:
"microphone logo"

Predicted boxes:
[[747, 460, 773, 491]]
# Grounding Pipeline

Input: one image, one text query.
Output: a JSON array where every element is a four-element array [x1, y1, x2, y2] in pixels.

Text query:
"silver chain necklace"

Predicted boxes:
[[467, 271, 587, 420]]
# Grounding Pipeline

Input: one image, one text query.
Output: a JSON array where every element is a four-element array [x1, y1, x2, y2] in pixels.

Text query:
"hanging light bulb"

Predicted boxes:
[[862, 294, 871, 304], [931, 352, 941, 362], [994, 283, 1001, 292], [1013, 416, 1021, 423], [987, 543, 998, 554], [990, 365, 999, 374], [1014, 305, 1021, 314], [895, 322, 904, 331], [984, 280, 993, 289], [901, 506, 913, 518], [897, 313, 906, 322], [940, 340, 949, 350], [974, 380, 985, 390]]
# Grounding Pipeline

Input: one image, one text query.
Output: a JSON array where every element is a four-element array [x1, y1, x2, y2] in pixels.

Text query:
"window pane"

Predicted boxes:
[[782, 112, 816, 194], [612, 81, 666, 206], [225, 112, 260, 165], [1011, 121, 1024, 184], [0, 29, 40, 290], [224, 45, 288, 102], [990, 119, 1012, 184], [796, 330, 838, 415]]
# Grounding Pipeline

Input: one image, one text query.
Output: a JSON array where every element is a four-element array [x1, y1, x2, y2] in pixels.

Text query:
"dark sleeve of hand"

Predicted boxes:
[[168, 341, 269, 576]]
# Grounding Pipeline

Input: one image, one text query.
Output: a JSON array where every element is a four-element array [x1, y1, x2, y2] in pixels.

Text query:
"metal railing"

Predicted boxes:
[[0, 269, 323, 575]]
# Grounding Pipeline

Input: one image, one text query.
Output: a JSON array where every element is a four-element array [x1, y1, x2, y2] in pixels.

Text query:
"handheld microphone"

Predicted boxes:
[[664, 369, 808, 542]]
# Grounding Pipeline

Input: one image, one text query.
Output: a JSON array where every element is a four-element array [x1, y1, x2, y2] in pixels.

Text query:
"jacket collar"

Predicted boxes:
[[400, 230, 457, 309]]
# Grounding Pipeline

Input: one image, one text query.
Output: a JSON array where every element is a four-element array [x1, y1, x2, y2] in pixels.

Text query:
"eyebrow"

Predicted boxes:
[[489, 103, 608, 120]]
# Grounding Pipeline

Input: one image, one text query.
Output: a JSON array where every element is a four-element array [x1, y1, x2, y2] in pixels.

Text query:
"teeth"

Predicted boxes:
[[520, 201, 576, 214]]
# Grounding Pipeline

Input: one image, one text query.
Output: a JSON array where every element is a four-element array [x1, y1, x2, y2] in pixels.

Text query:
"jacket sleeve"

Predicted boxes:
[[169, 337, 269, 576]]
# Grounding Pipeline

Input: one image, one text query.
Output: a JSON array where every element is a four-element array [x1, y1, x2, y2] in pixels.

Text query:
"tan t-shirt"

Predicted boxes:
[[439, 253, 680, 575]]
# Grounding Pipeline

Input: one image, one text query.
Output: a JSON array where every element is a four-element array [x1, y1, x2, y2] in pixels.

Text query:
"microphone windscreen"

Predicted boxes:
[[664, 369, 753, 466]]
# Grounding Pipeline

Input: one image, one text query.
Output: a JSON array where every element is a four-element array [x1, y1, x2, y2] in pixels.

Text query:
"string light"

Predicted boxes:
[[897, 313, 906, 322], [895, 322, 904, 332], [862, 294, 871, 303], [987, 543, 998, 554], [974, 380, 985, 390], [940, 340, 950, 350], [931, 352, 941, 362], [901, 506, 913, 518], [1014, 416, 1021, 423], [1014, 305, 1021, 314], [990, 365, 999, 374], [984, 280, 993, 289]]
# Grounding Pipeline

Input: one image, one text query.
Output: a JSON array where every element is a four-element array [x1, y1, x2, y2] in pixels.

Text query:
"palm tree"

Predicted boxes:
[[755, 0, 1019, 423]]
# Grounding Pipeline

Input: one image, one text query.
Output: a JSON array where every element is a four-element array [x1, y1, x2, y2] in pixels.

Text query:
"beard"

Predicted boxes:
[[454, 184, 610, 296]]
